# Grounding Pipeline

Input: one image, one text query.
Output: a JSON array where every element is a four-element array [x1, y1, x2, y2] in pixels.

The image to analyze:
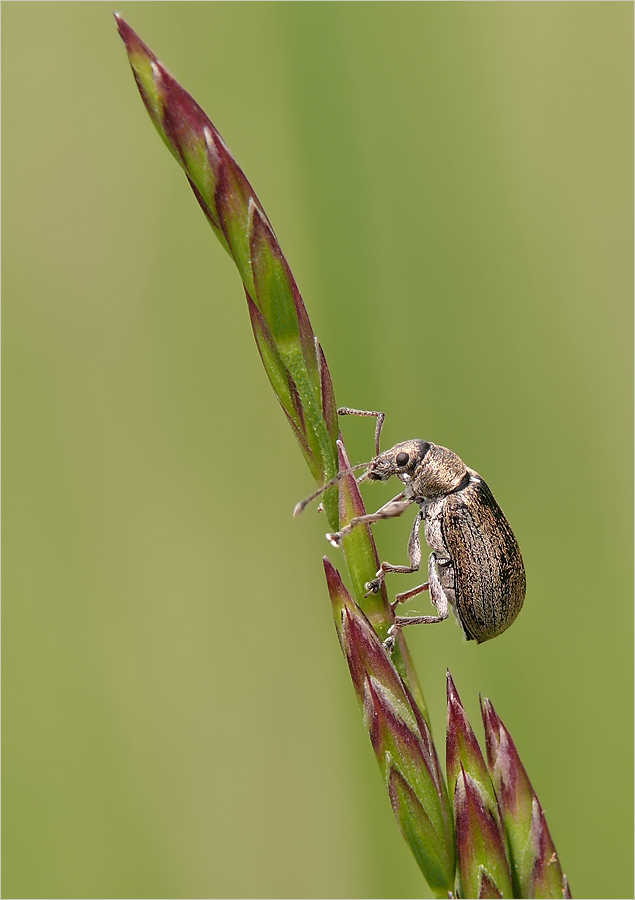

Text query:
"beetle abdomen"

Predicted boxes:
[[441, 479, 525, 643]]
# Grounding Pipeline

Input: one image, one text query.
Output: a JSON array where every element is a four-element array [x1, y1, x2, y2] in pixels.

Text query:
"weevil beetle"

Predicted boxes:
[[295, 407, 525, 645]]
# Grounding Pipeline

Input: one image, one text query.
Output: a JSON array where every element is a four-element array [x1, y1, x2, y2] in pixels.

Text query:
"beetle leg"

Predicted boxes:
[[385, 553, 449, 647], [326, 493, 412, 547], [389, 581, 430, 609], [365, 510, 425, 598], [337, 406, 386, 456]]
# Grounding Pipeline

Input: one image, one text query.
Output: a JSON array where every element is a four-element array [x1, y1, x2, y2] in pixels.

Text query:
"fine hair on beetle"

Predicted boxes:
[[295, 407, 526, 648]]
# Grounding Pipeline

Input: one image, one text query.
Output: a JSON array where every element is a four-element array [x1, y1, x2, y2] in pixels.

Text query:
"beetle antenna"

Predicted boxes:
[[293, 462, 372, 516]]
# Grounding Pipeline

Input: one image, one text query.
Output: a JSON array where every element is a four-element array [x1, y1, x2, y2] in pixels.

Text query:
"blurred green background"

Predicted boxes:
[[3, 2, 632, 898]]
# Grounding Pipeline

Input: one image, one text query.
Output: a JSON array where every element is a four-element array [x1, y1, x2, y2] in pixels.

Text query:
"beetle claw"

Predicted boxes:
[[383, 625, 397, 653]]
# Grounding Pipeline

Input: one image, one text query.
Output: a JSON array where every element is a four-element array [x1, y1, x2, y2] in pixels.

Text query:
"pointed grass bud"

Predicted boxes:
[[116, 17, 339, 522], [453, 767, 513, 900], [324, 558, 454, 896], [447, 672, 497, 807], [481, 698, 571, 899], [447, 674, 513, 899]]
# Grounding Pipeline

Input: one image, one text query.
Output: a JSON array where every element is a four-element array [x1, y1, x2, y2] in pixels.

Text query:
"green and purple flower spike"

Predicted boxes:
[[325, 557, 454, 896], [115, 12, 419, 676], [114, 14, 339, 527], [117, 18, 571, 898], [446, 674, 571, 899], [447, 673, 513, 899], [481, 699, 571, 900]]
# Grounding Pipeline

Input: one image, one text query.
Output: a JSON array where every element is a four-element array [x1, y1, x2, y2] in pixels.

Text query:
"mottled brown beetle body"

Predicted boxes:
[[359, 438, 525, 643], [296, 410, 526, 645], [414, 449, 525, 643]]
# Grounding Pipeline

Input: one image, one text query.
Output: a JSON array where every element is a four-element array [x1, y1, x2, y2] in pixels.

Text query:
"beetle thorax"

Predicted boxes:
[[412, 444, 467, 499]]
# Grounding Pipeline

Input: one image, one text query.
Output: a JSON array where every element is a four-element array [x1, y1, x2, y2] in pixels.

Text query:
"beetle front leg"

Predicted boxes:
[[364, 510, 425, 597], [326, 493, 412, 547], [337, 406, 386, 456]]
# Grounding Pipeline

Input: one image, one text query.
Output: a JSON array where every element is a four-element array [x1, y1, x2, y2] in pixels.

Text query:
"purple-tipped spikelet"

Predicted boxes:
[[324, 557, 454, 896], [481, 698, 571, 899], [116, 15, 339, 525], [447, 673, 513, 898]]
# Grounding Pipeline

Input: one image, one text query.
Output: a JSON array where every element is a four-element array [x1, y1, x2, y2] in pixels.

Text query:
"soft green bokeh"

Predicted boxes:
[[3, 3, 632, 898]]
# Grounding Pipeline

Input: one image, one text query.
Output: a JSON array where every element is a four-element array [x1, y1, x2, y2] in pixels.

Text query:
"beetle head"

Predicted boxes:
[[294, 439, 470, 516], [365, 440, 431, 482]]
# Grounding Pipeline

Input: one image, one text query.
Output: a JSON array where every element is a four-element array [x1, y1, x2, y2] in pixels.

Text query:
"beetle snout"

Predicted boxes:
[[366, 468, 391, 481], [366, 461, 392, 481]]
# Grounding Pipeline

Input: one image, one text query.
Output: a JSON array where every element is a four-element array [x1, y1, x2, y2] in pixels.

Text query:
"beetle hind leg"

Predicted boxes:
[[384, 552, 450, 649]]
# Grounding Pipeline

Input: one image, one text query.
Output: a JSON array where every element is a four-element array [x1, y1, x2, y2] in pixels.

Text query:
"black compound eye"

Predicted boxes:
[[396, 451, 409, 467]]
